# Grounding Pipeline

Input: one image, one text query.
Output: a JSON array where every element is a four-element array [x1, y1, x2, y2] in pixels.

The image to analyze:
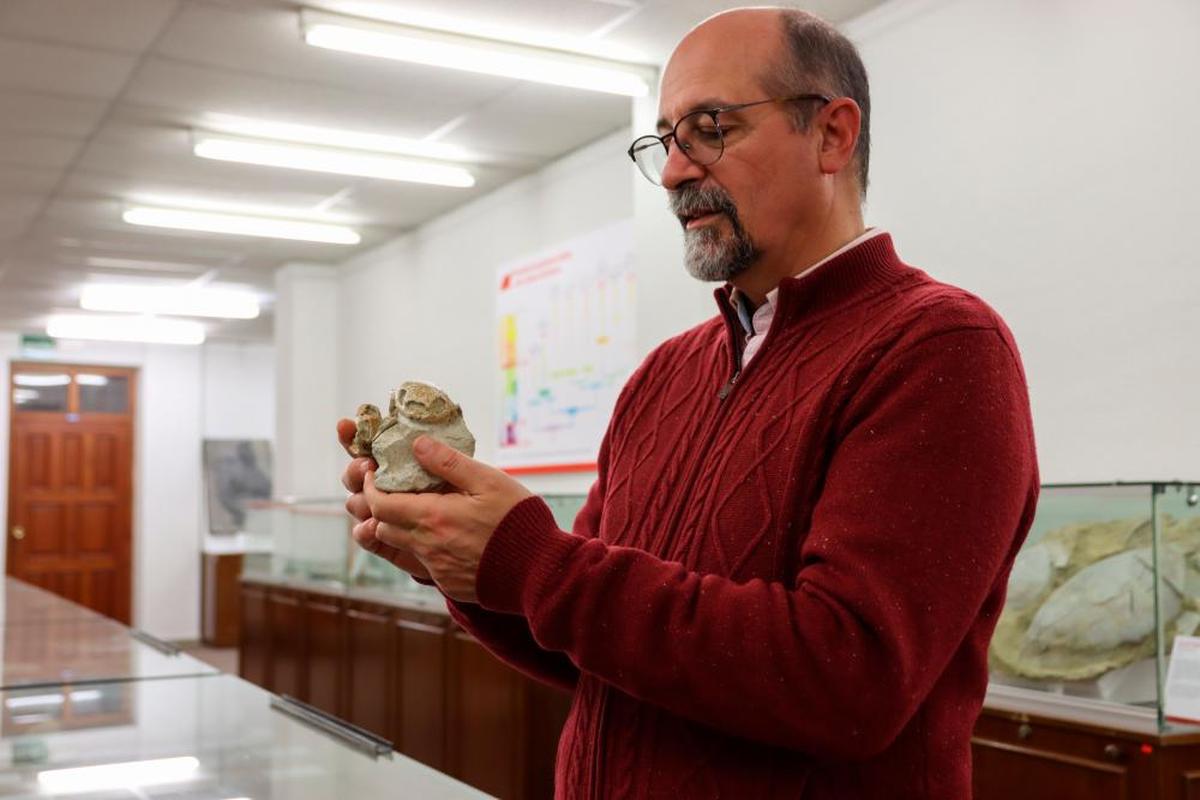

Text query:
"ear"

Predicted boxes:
[[816, 97, 861, 179]]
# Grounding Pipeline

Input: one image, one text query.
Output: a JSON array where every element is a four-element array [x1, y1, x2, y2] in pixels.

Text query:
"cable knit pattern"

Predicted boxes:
[[450, 234, 1039, 799]]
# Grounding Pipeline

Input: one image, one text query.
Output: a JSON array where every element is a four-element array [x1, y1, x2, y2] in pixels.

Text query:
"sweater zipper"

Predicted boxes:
[[717, 370, 739, 400], [590, 353, 740, 798]]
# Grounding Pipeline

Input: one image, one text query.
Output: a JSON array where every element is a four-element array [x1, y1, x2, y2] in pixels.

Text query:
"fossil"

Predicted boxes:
[[991, 516, 1200, 682], [351, 382, 476, 493]]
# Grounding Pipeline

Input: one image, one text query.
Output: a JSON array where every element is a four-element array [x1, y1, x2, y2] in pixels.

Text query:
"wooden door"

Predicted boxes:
[[6, 362, 136, 623]]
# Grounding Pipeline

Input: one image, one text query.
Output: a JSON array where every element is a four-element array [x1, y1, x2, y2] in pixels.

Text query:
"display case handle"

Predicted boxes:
[[270, 694, 394, 758], [130, 629, 181, 656]]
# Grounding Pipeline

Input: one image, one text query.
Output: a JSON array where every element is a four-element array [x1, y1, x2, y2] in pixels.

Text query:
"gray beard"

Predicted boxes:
[[683, 215, 758, 282]]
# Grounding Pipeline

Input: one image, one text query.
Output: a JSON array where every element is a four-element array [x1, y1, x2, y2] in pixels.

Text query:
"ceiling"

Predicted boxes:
[[0, 0, 884, 342]]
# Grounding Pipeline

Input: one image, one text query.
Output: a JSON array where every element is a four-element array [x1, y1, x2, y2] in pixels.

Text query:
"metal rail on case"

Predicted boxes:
[[269, 694, 394, 758], [129, 628, 181, 656]]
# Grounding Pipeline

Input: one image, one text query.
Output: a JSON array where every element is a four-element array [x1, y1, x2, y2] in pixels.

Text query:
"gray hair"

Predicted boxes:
[[762, 10, 872, 196]]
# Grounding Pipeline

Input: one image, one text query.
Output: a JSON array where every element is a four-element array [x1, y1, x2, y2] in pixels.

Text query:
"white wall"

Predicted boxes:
[[322, 0, 1200, 494], [0, 336, 274, 640], [848, 0, 1200, 480], [336, 129, 637, 495], [201, 341, 276, 551], [275, 263, 341, 499]]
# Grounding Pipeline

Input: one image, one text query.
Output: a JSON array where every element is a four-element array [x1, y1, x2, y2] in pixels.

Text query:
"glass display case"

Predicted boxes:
[[988, 481, 1200, 732], [0, 582, 491, 800], [241, 493, 589, 601]]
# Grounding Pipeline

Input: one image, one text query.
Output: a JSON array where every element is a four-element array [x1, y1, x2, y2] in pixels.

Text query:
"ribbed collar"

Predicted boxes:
[[714, 232, 911, 331]]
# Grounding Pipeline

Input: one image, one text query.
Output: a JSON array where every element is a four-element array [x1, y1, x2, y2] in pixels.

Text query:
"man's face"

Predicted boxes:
[[657, 13, 825, 284]]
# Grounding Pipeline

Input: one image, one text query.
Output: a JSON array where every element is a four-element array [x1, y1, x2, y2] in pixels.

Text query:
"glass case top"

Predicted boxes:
[[0, 581, 218, 691], [0, 617, 218, 692], [0, 674, 492, 799]]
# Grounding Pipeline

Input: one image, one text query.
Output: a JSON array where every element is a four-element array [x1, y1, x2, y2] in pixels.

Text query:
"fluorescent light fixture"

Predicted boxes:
[[13, 374, 70, 387], [38, 756, 199, 794], [7, 689, 105, 707], [86, 256, 211, 274], [81, 283, 260, 320], [75, 373, 110, 386], [123, 207, 360, 245], [5, 693, 65, 710], [301, 11, 653, 97], [48, 314, 206, 346], [202, 114, 475, 162], [193, 134, 475, 188]]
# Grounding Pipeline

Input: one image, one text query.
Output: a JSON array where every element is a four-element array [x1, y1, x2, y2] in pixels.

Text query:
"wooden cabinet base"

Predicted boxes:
[[973, 707, 1200, 800], [201, 553, 243, 647], [239, 579, 570, 799]]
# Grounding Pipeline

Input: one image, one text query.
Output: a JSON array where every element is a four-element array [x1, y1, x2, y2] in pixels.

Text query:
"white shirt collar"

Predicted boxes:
[[730, 227, 888, 329]]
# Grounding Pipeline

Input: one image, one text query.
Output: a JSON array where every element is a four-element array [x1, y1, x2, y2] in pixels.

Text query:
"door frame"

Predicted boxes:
[[6, 360, 139, 622]]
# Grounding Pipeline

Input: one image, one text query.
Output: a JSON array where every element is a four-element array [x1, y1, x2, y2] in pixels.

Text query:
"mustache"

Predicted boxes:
[[668, 185, 741, 228]]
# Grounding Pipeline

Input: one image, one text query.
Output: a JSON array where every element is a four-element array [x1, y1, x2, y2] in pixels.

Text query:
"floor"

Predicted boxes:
[[181, 643, 239, 674]]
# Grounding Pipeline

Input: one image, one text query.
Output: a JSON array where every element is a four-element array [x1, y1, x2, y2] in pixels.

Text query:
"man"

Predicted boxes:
[[340, 7, 1037, 799]]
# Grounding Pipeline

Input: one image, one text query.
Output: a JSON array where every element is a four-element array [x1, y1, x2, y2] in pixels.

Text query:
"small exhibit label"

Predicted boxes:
[[1164, 636, 1200, 723]]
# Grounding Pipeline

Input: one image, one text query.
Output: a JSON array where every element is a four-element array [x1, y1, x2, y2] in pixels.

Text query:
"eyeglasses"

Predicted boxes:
[[627, 94, 832, 185]]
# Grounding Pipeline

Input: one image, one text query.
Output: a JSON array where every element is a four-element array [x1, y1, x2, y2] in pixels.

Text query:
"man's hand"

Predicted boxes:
[[337, 418, 432, 582], [364, 435, 533, 603]]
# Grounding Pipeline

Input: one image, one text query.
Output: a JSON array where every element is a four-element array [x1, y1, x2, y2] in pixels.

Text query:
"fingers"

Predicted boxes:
[[350, 516, 379, 547], [341, 457, 376, 493], [345, 491, 371, 522], [410, 436, 489, 494], [349, 518, 433, 581], [336, 418, 357, 454], [363, 470, 437, 528]]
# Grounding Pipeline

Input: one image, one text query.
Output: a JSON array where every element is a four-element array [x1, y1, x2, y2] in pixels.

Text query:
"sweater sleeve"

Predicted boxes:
[[439, 477, 607, 692], [474, 326, 1038, 760]]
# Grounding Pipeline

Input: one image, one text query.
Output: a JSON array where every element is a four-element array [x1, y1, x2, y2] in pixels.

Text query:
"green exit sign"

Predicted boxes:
[[19, 333, 55, 354]]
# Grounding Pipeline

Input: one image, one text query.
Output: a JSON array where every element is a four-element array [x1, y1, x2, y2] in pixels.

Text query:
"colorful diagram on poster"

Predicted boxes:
[[497, 219, 636, 473]]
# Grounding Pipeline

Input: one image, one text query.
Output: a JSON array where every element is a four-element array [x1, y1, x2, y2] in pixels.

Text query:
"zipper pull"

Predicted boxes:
[[717, 372, 739, 400]]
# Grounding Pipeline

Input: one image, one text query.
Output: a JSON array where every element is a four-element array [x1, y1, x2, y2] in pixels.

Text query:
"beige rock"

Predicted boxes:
[[350, 403, 382, 458], [350, 382, 475, 493]]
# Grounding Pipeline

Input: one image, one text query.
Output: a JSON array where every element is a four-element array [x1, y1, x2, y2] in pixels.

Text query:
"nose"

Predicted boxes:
[[660, 141, 706, 191]]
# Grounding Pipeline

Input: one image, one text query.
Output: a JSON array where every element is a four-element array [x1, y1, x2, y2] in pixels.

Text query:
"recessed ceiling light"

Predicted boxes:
[[192, 134, 475, 188], [85, 256, 212, 274], [200, 114, 475, 162], [300, 10, 653, 97], [122, 207, 361, 245], [48, 314, 206, 346], [81, 283, 260, 320]]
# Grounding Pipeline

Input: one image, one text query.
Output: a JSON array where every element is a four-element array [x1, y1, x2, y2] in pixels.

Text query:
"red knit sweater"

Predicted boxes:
[[449, 234, 1038, 799]]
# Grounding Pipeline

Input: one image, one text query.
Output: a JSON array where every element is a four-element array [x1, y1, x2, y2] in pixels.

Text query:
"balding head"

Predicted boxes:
[[661, 7, 870, 196], [646, 6, 869, 298]]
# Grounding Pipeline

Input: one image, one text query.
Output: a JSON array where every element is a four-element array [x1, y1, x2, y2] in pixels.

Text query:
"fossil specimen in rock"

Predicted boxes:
[[351, 382, 475, 493]]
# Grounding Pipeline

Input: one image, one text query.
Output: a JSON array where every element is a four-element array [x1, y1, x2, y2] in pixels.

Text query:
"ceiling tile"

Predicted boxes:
[[0, 90, 108, 136], [0, 0, 178, 53], [0, 195, 40, 241], [305, 0, 633, 42], [0, 164, 63, 194], [450, 81, 630, 160], [0, 133, 85, 169], [122, 55, 489, 142], [0, 37, 140, 99], [152, 4, 508, 128]]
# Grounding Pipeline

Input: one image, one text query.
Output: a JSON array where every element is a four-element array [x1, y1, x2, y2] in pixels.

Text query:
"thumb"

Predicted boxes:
[[412, 436, 484, 492]]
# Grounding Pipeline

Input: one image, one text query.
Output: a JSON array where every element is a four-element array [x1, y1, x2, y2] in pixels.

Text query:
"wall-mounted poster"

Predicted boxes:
[[203, 439, 273, 533], [496, 219, 637, 474]]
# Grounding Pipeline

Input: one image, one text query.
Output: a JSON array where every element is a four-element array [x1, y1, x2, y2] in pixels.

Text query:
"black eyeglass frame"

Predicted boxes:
[[627, 93, 833, 184]]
